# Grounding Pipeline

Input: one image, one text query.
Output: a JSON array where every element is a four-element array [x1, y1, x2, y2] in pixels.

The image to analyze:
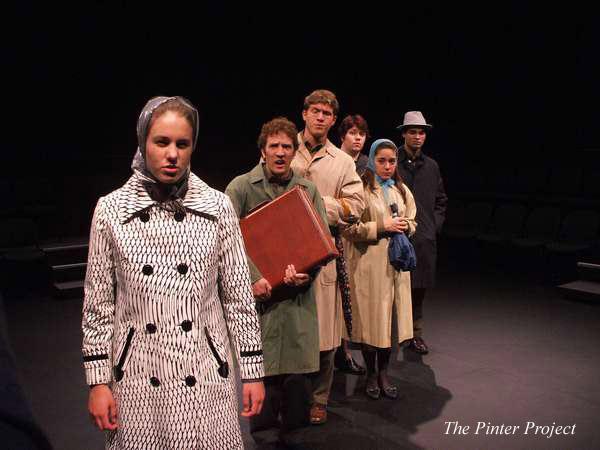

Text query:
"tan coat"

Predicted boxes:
[[343, 183, 417, 348], [291, 134, 365, 351]]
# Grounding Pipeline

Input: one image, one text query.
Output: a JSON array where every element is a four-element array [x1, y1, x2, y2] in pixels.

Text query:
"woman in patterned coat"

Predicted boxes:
[[82, 96, 265, 449]]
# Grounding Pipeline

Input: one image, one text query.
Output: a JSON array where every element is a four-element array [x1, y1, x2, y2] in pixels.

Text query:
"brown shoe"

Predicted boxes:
[[309, 403, 327, 425]]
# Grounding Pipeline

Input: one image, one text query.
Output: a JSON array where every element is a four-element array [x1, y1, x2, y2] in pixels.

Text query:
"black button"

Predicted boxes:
[[218, 362, 229, 379], [114, 367, 124, 382], [150, 377, 160, 387], [142, 265, 153, 276], [177, 263, 188, 274], [146, 323, 157, 334], [139, 211, 150, 222], [185, 375, 196, 387], [174, 211, 185, 222], [181, 320, 192, 332]]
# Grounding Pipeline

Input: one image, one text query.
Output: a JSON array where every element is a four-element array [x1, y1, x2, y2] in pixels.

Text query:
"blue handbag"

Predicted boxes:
[[388, 203, 417, 272], [388, 232, 417, 272]]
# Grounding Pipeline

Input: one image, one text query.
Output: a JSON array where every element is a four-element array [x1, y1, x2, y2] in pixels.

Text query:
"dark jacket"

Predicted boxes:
[[397, 148, 448, 288]]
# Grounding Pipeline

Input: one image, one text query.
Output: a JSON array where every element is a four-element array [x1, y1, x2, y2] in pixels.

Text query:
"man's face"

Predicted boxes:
[[341, 126, 367, 155], [302, 103, 336, 141], [261, 132, 296, 178], [402, 127, 427, 153]]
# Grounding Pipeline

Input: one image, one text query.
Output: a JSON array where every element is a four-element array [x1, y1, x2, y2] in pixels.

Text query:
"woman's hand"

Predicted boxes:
[[88, 384, 118, 431], [384, 217, 409, 233], [283, 264, 310, 287], [252, 278, 272, 301], [241, 381, 265, 417]]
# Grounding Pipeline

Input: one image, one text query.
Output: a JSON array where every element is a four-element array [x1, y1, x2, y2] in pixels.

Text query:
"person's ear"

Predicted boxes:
[[260, 148, 266, 160]]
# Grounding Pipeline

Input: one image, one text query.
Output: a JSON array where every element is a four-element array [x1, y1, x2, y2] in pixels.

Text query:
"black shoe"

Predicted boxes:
[[409, 337, 429, 354], [380, 384, 398, 399], [337, 355, 366, 375], [365, 383, 381, 400]]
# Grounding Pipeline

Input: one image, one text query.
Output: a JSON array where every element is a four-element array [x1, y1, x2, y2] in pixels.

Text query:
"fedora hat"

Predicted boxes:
[[396, 111, 433, 131]]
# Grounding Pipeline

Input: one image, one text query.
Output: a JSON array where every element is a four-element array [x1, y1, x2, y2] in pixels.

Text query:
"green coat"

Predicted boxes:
[[225, 164, 327, 376]]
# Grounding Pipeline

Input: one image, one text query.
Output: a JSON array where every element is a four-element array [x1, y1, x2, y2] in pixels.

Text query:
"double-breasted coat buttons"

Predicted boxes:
[[174, 211, 185, 222], [150, 377, 160, 387], [181, 320, 192, 332], [185, 375, 196, 387], [142, 265, 153, 276], [177, 263, 188, 274], [139, 211, 150, 222], [146, 323, 157, 334]]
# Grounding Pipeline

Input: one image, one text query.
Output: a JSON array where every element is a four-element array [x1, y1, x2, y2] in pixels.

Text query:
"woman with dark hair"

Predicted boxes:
[[343, 138, 417, 400], [338, 114, 370, 176], [82, 96, 265, 449]]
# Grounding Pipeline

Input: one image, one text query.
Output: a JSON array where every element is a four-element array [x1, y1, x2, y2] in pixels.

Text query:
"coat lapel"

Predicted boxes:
[[118, 172, 220, 224]]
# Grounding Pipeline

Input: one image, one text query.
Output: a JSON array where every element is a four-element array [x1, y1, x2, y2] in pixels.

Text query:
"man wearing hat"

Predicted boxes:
[[396, 111, 447, 354]]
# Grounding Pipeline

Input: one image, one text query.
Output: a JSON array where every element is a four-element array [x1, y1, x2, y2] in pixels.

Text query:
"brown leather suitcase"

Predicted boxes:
[[239, 185, 338, 293]]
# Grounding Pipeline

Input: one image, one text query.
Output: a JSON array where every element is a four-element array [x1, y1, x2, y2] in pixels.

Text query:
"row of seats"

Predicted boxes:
[[441, 200, 600, 284], [443, 201, 600, 253], [444, 161, 600, 200]]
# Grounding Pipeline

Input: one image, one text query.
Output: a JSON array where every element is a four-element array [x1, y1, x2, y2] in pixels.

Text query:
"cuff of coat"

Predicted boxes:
[[247, 257, 263, 284], [84, 362, 112, 386], [241, 377, 264, 383], [238, 352, 265, 380], [323, 196, 342, 226], [376, 214, 385, 236]]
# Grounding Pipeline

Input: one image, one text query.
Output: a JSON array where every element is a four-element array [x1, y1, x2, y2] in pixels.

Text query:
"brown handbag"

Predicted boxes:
[[239, 185, 338, 293]]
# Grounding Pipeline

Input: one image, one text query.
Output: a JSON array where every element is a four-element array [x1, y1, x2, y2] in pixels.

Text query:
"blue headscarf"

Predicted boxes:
[[367, 138, 398, 203]]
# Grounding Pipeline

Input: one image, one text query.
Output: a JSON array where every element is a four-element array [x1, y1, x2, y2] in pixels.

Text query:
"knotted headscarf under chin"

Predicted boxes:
[[131, 96, 199, 200], [367, 138, 398, 203]]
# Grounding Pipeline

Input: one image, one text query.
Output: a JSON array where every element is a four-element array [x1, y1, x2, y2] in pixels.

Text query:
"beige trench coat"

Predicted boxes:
[[343, 183, 417, 348], [291, 134, 364, 351]]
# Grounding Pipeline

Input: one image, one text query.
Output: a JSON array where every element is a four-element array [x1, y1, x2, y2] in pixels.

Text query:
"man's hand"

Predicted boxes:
[[252, 278, 272, 301], [241, 381, 265, 417], [384, 217, 409, 233], [283, 264, 310, 287], [88, 384, 118, 431]]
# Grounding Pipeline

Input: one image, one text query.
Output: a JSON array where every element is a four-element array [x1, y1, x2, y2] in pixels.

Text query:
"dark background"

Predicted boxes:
[[2, 3, 591, 238], [2, 6, 600, 450]]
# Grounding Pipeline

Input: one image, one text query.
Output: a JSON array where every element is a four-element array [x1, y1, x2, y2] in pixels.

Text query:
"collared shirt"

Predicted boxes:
[[302, 130, 326, 155], [262, 164, 292, 197]]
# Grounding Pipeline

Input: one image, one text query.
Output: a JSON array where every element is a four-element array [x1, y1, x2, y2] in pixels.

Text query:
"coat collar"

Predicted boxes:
[[117, 172, 220, 223], [296, 131, 337, 164], [247, 163, 312, 200]]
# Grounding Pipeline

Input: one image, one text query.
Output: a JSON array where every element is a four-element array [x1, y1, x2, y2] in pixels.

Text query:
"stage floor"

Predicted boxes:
[[4, 254, 600, 449]]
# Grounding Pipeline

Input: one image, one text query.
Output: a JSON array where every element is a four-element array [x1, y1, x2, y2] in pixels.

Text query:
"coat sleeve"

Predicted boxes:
[[403, 184, 418, 237], [341, 191, 379, 243], [82, 197, 116, 386], [217, 195, 265, 381], [322, 158, 365, 226], [310, 186, 329, 233], [433, 164, 448, 234], [224, 178, 263, 284]]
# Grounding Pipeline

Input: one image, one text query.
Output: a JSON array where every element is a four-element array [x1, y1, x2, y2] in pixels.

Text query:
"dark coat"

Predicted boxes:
[[397, 148, 448, 288]]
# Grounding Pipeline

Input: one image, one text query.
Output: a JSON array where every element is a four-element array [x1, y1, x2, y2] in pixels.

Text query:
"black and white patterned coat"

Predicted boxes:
[[82, 172, 264, 450]]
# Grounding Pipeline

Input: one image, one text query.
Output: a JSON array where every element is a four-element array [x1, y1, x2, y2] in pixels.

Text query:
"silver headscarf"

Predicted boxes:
[[131, 96, 199, 184]]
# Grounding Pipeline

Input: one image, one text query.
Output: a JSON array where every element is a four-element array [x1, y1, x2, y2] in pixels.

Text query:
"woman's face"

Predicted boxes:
[[374, 147, 397, 180], [145, 111, 193, 184], [341, 126, 367, 155]]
